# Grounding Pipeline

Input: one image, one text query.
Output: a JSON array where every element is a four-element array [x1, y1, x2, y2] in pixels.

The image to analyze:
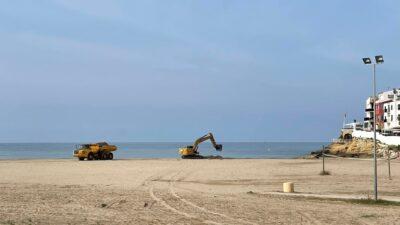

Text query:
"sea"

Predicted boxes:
[[0, 142, 327, 159]]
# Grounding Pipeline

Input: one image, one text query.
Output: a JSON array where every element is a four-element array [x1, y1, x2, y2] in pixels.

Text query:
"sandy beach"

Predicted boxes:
[[1, 158, 400, 224]]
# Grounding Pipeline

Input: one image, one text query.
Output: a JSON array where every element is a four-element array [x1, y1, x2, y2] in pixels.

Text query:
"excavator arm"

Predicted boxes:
[[192, 133, 223, 153]]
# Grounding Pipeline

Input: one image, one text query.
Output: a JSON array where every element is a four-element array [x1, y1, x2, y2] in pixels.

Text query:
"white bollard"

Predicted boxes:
[[283, 182, 294, 193]]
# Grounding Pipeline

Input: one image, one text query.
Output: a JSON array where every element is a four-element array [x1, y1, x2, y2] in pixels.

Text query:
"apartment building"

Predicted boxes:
[[364, 89, 400, 133]]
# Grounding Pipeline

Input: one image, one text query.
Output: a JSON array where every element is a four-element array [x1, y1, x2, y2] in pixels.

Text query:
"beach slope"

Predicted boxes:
[[1, 158, 400, 224]]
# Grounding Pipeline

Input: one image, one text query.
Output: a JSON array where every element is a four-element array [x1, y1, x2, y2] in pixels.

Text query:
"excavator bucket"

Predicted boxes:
[[216, 144, 223, 151]]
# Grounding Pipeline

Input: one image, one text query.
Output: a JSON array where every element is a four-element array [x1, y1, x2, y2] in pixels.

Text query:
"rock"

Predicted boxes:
[[303, 137, 394, 158], [325, 138, 387, 158]]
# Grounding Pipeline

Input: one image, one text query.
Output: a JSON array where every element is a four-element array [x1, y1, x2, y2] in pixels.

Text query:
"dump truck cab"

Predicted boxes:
[[73, 142, 117, 161]]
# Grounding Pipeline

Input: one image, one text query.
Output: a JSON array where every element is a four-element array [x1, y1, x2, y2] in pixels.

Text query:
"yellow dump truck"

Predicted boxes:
[[73, 142, 117, 161]]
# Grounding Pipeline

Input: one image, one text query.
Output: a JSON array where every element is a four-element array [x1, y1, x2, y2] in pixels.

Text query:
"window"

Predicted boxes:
[[391, 115, 393, 121], [398, 104, 400, 110], [391, 105, 393, 110]]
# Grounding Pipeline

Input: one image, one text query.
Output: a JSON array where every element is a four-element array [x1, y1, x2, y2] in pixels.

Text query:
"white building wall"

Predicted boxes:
[[353, 130, 400, 145]]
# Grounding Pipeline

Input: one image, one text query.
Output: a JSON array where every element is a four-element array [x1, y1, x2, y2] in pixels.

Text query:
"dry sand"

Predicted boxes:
[[1, 158, 400, 224]]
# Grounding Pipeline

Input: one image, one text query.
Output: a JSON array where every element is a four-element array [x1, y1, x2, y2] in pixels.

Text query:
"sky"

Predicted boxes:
[[0, 0, 399, 142]]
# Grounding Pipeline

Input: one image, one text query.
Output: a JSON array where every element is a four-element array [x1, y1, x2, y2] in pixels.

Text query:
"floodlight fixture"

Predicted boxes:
[[363, 58, 372, 64], [375, 55, 384, 64]]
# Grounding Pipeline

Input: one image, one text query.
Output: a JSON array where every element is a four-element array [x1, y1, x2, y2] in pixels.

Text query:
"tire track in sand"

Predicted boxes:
[[297, 211, 323, 225], [167, 169, 257, 225], [147, 170, 223, 225], [149, 185, 195, 219], [169, 182, 256, 225]]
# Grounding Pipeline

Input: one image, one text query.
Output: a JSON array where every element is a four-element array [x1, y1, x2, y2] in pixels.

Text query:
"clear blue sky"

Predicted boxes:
[[1, 1, 399, 142]]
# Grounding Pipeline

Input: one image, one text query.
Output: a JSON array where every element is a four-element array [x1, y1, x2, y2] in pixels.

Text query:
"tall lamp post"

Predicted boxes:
[[362, 55, 384, 201]]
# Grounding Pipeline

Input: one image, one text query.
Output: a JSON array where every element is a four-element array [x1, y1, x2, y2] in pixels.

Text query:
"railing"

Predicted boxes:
[[365, 108, 374, 112]]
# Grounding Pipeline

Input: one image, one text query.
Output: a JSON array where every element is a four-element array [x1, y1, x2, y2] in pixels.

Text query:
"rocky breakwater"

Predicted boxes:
[[306, 138, 400, 159]]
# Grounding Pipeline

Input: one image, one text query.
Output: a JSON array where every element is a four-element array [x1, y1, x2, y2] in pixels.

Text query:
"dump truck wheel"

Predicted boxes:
[[102, 153, 108, 160], [79, 157, 85, 161], [96, 153, 101, 160], [87, 153, 94, 160], [108, 153, 113, 160]]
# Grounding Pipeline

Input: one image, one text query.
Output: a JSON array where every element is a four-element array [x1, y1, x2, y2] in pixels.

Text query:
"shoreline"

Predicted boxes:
[[0, 155, 307, 161]]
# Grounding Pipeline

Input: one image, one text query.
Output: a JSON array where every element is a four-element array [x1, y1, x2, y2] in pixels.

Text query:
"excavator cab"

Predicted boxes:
[[179, 133, 223, 159], [179, 146, 197, 158]]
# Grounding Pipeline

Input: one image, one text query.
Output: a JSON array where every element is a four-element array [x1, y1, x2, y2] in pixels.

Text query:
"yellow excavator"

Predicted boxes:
[[179, 133, 222, 159]]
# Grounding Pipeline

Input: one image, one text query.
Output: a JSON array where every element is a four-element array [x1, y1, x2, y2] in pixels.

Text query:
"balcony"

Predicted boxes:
[[365, 108, 374, 112], [364, 117, 373, 121]]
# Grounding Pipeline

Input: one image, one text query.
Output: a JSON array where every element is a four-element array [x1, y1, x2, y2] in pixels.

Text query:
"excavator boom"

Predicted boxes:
[[192, 133, 222, 153]]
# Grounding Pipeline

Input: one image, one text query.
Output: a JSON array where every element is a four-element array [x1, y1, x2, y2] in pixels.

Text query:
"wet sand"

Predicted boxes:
[[1, 158, 400, 224]]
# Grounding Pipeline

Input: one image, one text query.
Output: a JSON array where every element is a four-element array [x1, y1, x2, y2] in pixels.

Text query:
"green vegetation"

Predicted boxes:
[[361, 214, 377, 218], [276, 194, 400, 207], [347, 199, 400, 206], [319, 170, 331, 176], [387, 145, 400, 151]]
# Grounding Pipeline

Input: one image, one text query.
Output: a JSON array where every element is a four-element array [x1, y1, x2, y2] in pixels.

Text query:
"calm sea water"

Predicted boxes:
[[0, 142, 327, 159]]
